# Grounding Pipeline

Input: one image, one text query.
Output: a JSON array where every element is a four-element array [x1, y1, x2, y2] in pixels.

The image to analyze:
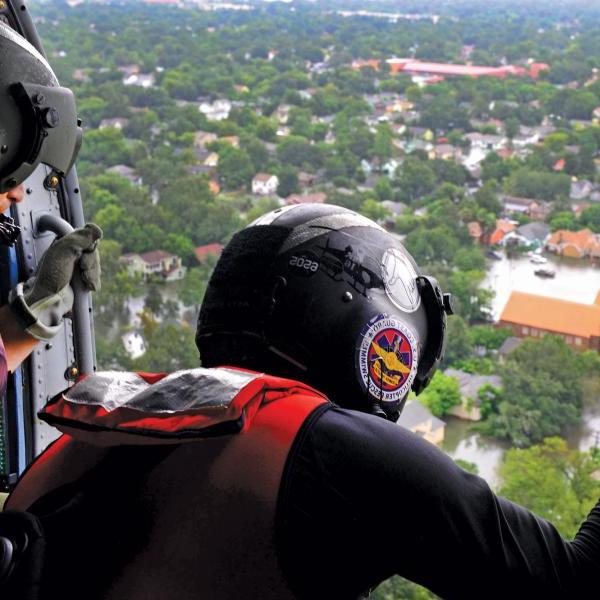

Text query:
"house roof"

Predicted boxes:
[[516, 222, 550, 242], [467, 221, 483, 238], [547, 229, 599, 252], [499, 291, 600, 339], [195, 243, 224, 262], [498, 336, 523, 356], [398, 400, 439, 430], [139, 250, 175, 264], [502, 195, 535, 208], [253, 172, 277, 183], [444, 369, 501, 402]]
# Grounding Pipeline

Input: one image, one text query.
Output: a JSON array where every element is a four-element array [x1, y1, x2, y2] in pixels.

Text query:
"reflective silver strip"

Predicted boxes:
[[248, 204, 299, 226], [278, 212, 385, 254], [63, 368, 262, 413], [0, 21, 57, 85]]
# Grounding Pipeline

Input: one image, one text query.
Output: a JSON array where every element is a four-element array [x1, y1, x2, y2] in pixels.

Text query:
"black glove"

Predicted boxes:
[[0, 510, 45, 600], [9, 223, 102, 340]]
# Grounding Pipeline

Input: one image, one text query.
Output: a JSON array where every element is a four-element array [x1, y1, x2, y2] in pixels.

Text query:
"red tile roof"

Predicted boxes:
[[195, 243, 224, 262], [500, 291, 600, 339]]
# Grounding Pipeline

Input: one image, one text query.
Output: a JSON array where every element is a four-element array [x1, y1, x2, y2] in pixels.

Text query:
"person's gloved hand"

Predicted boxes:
[[9, 223, 102, 340]]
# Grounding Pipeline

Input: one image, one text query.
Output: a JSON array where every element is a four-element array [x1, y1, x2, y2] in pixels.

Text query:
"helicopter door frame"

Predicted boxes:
[[0, 0, 96, 491]]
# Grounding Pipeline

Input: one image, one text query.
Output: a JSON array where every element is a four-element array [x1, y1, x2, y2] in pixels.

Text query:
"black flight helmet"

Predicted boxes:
[[0, 21, 82, 195], [197, 204, 453, 421]]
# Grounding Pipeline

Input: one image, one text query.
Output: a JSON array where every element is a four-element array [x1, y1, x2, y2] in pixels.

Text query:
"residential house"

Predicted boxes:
[[397, 400, 445, 446], [274, 104, 292, 124], [497, 336, 523, 360], [430, 143, 461, 161], [381, 201, 408, 217], [194, 243, 224, 264], [405, 139, 434, 154], [99, 117, 129, 130], [501, 195, 550, 221], [203, 152, 219, 169], [546, 229, 600, 259], [408, 126, 434, 141], [444, 369, 502, 421], [503, 222, 550, 249], [122, 331, 146, 359], [72, 68, 90, 82], [118, 64, 140, 78], [298, 172, 317, 189], [121, 250, 186, 282], [199, 99, 231, 122], [465, 133, 507, 151], [385, 99, 414, 114], [512, 126, 540, 148], [106, 164, 142, 186], [252, 173, 279, 196], [123, 73, 155, 88], [194, 131, 218, 149], [286, 192, 327, 205], [467, 221, 483, 243], [220, 135, 240, 148], [570, 180, 595, 201], [488, 218, 516, 245], [499, 290, 600, 352]]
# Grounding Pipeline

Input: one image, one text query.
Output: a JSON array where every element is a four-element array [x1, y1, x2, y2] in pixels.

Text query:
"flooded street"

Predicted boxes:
[[483, 253, 600, 320], [443, 252, 600, 489]]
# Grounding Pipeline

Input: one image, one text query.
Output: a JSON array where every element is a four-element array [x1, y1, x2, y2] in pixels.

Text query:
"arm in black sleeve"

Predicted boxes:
[[276, 406, 600, 599]]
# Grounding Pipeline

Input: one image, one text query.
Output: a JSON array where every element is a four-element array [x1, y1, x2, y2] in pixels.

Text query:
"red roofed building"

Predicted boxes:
[[546, 229, 600, 259], [195, 243, 224, 264], [351, 59, 381, 72], [499, 290, 600, 351], [528, 63, 550, 79], [488, 219, 516, 245], [386, 59, 530, 79], [553, 158, 565, 172]]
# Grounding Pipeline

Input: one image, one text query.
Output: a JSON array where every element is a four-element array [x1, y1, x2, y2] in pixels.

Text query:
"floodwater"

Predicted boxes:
[[443, 252, 600, 490], [483, 253, 600, 320]]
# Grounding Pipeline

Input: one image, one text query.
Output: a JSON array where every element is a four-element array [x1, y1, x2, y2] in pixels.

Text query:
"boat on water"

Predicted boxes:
[[534, 267, 556, 278]]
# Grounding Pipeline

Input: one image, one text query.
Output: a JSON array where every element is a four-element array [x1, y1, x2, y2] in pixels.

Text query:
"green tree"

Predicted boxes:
[[145, 283, 164, 317], [417, 372, 461, 417], [580, 205, 600, 233], [372, 576, 438, 600], [500, 438, 600, 539], [132, 318, 199, 373], [373, 123, 393, 167], [359, 199, 390, 223], [481, 336, 585, 447], [218, 147, 255, 190], [396, 158, 436, 203], [549, 211, 579, 232], [374, 177, 393, 201], [277, 166, 300, 197], [443, 316, 474, 366]]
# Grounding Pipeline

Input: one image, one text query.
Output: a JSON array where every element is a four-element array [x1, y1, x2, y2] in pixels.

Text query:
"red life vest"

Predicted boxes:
[[7, 367, 329, 599]]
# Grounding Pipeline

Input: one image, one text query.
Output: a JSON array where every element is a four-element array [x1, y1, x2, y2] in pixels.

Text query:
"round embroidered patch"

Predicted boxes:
[[381, 248, 420, 312], [357, 314, 418, 403]]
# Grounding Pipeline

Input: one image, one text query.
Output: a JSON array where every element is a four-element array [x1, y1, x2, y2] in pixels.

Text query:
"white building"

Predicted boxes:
[[199, 99, 231, 121], [252, 173, 279, 195], [121, 250, 186, 282]]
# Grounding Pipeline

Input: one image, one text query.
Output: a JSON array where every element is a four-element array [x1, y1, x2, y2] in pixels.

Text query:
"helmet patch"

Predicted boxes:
[[357, 314, 418, 403], [381, 248, 421, 312]]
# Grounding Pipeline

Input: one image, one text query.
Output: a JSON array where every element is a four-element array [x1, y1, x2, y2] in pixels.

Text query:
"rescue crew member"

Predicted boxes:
[[6, 203, 600, 600], [0, 21, 101, 598]]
